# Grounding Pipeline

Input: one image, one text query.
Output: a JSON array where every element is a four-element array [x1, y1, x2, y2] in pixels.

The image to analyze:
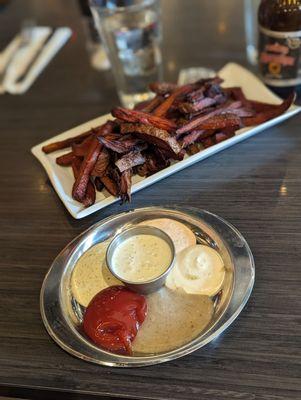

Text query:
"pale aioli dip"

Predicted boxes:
[[112, 234, 172, 282]]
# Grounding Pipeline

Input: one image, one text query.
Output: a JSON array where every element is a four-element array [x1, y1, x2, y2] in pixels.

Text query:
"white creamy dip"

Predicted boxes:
[[166, 245, 225, 296], [112, 234, 172, 282]]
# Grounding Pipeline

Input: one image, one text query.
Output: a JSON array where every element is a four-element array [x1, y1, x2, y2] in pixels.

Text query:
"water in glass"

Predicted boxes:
[[91, 0, 162, 108]]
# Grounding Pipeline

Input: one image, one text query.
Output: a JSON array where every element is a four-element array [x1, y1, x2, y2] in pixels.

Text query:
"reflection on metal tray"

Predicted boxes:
[[40, 206, 255, 367]]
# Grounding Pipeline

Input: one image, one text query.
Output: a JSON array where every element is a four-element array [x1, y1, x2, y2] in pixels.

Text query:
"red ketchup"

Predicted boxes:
[[83, 286, 147, 355]]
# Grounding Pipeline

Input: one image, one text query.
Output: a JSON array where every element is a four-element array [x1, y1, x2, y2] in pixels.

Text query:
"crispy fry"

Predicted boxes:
[[42, 121, 116, 155], [176, 101, 242, 136], [153, 85, 196, 117], [178, 97, 217, 114], [42, 130, 92, 154], [194, 113, 241, 130], [186, 143, 201, 155], [91, 148, 110, 177], [100, 175, 119, 196], [134, 96, 163, 113], [225, 87, 251, 107], [187, 106, 215, 120], [120, 123, 181, 157], [181, 130, 204, 148], [112, 107, 176, 132], [96, 120, 116, 136], [134, 100, 152, 111], [94, 177, 104, 192], [98, 134, 142, 153], [221, 127, 236, 138], [136, 163, 149, 177], [227, 107, 255, 117], [72, 135, 94, 157], [186, 87, 205, 103], [201, 137, 215, 148], [247, 100, 287, 112], [48, 76, 295, 209], [242, 93, 295, 126], [141, 96, 164, 113], [181, 129, 215, 148], [116, 151, 145, 173], [186, 77, 223, 102], [120, 169, 132, 203], [72, 157, 96, 207], [152, 147, 171, 168], [215, 132, 229, 143], [56, 151, 75, 166], [225, 87, 275, 117], [110, 167, 121, 188], [145, 153, 160, 175], [98, 136, 127, 153], [72, 138, 102, 202]]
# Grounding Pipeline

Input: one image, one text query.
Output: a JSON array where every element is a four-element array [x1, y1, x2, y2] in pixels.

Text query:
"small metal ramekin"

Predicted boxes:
[[106, 226, 175, 294]]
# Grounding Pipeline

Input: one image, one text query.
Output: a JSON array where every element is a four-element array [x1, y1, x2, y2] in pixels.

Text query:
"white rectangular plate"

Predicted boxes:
[[31, 63, 301, 219]]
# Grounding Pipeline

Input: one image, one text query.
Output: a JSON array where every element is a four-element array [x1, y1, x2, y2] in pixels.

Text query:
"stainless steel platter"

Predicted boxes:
[[40, 206, 255, 367]]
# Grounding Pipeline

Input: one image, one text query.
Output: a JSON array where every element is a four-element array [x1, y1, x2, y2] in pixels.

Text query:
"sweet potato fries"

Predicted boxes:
[[42, 77, 295, 208]]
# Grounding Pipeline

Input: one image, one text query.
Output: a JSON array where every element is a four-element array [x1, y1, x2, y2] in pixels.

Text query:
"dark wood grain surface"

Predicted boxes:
[[0, 0, 300, 399]]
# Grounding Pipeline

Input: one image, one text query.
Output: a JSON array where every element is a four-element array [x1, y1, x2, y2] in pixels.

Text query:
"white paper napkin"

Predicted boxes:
[[0, 26, 72, 94]]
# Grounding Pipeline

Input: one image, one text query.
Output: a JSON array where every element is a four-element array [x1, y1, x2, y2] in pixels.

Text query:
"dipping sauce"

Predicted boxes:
[[112, 234, 172, 282], [166, 245, 225, 296], [133, 287, 213, 354], [71, 241, 121, 307], [140, 218, 196, 253], [83, 286, 147, 355]]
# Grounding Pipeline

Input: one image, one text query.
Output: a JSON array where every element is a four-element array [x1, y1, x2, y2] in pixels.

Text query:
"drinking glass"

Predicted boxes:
[[90, 0, 162, 108], [244, 0, 261, 65]]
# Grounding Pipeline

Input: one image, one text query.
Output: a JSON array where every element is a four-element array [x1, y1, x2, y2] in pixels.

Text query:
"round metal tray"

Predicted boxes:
[[40, 206, 255, 367]]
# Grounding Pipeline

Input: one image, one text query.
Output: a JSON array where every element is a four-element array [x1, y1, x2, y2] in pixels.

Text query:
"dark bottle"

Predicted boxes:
[[258, 0, 301, 97]]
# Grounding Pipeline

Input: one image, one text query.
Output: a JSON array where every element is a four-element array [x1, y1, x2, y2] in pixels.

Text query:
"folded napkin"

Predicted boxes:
[[0, 26, 72, 94]]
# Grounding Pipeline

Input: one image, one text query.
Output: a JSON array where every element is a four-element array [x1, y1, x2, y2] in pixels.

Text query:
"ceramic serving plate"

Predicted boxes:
[[31, 63, 301, 219], [40, 206, 255, 367]]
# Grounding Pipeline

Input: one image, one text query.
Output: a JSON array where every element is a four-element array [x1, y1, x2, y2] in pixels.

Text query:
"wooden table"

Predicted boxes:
[[0, 0, 300, 399]]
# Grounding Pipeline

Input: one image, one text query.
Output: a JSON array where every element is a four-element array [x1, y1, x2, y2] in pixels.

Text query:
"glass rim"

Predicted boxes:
[[89, 0, 158, 15]]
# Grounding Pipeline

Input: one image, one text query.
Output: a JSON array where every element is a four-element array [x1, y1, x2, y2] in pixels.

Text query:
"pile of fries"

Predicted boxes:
[[42, 77, 294, 207]]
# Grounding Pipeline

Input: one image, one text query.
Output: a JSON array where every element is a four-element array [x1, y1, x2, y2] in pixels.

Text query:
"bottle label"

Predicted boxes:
[[258, 25, 301, 87]]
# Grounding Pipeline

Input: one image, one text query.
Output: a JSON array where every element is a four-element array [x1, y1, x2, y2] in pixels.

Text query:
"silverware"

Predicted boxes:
[[106, 225, 175, 294], [0, 19, 35, 85], [15, 28, 54, 84]]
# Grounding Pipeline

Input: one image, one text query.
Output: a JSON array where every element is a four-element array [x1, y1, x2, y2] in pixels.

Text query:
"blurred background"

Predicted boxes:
[[0, 0, 253, 114]]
